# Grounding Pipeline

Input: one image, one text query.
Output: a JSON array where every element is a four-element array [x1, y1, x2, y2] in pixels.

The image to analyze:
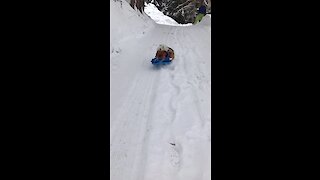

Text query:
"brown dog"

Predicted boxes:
[[155, 44, 175, 61]]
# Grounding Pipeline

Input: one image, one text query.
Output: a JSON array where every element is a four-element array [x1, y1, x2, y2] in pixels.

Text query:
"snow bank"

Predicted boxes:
[[144, 3, 192, 26], [110, 1, 155, 52]]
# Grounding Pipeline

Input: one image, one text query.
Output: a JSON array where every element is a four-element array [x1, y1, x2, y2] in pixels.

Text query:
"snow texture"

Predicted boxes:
[[111, 1, 211, 180]]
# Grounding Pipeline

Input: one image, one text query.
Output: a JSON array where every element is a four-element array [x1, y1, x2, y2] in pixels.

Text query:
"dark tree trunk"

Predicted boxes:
[[130, 0, 135, 8], [136, 0, 144, 13], [130, 0, 145, 13]]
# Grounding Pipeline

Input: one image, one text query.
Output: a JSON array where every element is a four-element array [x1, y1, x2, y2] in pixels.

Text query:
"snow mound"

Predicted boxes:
[[110, 0, 155, 51], [144, 3, 192, 26]]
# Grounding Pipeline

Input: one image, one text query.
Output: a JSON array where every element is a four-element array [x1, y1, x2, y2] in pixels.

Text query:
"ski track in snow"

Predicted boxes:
[[111, 19, 211, 180]]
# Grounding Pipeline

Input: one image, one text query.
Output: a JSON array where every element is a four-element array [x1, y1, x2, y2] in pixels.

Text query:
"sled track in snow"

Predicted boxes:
[[110, 70, 157, 180]]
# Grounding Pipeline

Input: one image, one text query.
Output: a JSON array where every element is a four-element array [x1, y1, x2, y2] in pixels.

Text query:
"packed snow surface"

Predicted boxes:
[[110, 1, 211, 180]]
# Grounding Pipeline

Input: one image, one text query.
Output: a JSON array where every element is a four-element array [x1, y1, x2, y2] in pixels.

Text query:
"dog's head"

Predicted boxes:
[[157, 44, 169, 51]]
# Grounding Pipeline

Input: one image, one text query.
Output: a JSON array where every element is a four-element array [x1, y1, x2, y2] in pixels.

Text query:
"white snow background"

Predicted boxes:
[[110, 1, 211, 180]]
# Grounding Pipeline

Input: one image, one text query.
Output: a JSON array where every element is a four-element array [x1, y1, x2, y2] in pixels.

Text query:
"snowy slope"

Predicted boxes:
[[110, 1, 155, 54], [110, 1, 211, 180]]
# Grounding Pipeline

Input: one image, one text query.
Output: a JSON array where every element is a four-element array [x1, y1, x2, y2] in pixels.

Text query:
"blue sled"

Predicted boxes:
[[151, 57, 172, 65]]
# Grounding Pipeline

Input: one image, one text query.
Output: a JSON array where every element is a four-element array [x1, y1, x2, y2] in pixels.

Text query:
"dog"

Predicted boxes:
[[155, 44, 175, 60]]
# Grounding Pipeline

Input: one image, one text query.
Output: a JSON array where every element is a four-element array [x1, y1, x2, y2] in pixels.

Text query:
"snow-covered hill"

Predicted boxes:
[[110, 1, 211, 180]]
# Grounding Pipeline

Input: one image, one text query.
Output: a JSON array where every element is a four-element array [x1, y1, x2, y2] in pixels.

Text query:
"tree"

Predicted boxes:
[[130, 0, 145, 13]]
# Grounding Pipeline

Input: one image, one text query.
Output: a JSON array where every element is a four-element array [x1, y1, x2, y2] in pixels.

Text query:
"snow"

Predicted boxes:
[[110, 1, 211, 180], [144, 3, 192, 26]]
